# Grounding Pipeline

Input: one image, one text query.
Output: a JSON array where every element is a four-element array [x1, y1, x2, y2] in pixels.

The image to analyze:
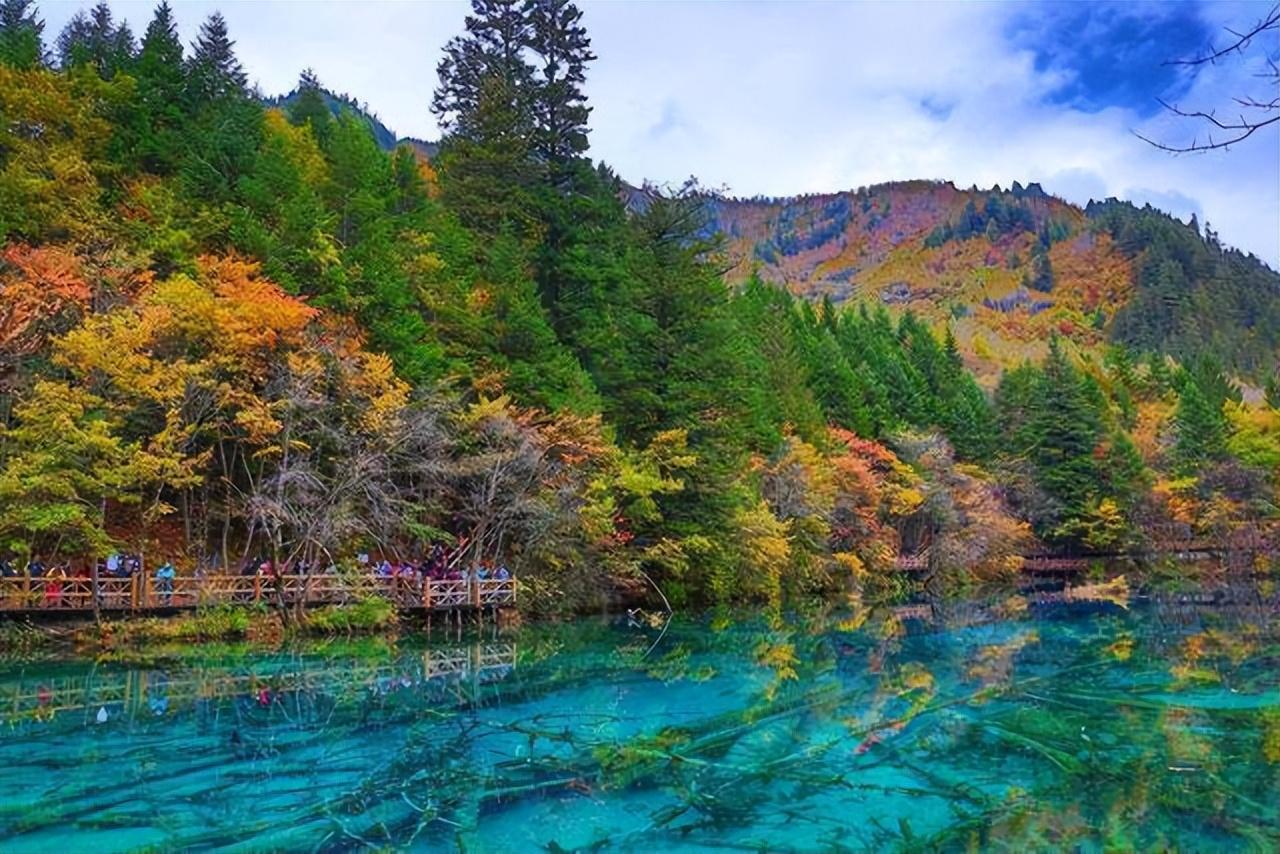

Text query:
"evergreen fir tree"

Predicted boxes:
[[0, 0, 46, 68], [1007, 339, 1105, 542], [288, 67, 333, 145], [431, 0, 541, 235], [56, 1, 133, 77], [435, 73, 540, 234], [132, 1, 187, 173], [431, 0, 534, 140], [482, 231, 599, 411], [1103, 430, 1147, 510], [731, 277, 827, 443], [181, 12, 259, 203], [943, 325, 962, 376], [1184, 354, 1241, 410], [1173, 377, 1228, 475], [526, 0, 594, 172], [188, 12, 247, 103], [391, 144, 428, 215]]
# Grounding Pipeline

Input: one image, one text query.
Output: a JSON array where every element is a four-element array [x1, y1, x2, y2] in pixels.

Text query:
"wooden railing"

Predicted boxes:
[[0, 574, 517, 613]]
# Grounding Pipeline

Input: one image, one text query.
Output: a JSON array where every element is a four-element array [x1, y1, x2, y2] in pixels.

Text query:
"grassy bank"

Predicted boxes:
[[0, 620, 59, 660], [70, 598, 401, 652]]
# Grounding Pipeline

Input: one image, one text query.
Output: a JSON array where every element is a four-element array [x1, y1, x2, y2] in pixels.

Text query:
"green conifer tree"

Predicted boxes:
[[132, 1, 187, 173], [56, 1, 133, 77], [1007, 339, 1105, 543], [1173, 377, 1228, 476], [288, 67, 333, 146], [0, 0, 46, 68], [526, 0, 595, 172], [188, 12, 247, 103]]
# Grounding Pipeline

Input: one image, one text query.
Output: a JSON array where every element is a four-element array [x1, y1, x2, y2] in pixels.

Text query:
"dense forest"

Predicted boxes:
[[0, 0, 1276, 614]]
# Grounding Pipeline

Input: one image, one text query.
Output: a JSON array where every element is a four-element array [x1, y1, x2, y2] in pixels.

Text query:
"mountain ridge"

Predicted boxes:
[[694, 179, 1279, 382]]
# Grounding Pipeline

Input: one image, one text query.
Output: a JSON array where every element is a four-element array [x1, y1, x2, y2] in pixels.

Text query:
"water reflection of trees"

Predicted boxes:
[[0, 641, 519, 726], [0, 592, 1277, 850]]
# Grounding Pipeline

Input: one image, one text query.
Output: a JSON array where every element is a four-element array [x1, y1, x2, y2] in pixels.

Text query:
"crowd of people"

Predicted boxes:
[[237, 543, 512, 584], [0, 553, 180, 608], [0, 556, 73, 606], [0, 542, 512, 608]]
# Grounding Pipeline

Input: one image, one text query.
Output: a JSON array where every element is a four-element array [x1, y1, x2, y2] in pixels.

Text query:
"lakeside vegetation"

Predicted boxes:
[[0, 0, 1276, 623], [0, 597, 403, 657]]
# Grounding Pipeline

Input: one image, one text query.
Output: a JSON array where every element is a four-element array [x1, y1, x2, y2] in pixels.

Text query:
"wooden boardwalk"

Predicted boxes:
[[893, 554, 1090, 574], [896, 536, 1276, 575], [0, 574, 516, 615]]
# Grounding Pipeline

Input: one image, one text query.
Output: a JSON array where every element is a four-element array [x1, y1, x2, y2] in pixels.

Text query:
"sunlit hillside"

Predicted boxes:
[[707, 182, 1280, 384]]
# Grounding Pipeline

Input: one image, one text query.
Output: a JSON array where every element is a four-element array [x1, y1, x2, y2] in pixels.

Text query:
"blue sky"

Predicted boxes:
[[41, 0, 1280, 266], [1010, 1, 1213, 116]]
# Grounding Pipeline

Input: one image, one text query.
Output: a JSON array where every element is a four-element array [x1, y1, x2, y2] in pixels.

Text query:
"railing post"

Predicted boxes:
[[472, 577, 481, 609], [21, 573, 30, 608], [253, 574, 261, 603], [422, 577, 431, 610]]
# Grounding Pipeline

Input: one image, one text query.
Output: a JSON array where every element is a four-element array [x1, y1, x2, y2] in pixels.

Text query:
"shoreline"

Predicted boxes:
[[3, 560, 1275, 667]]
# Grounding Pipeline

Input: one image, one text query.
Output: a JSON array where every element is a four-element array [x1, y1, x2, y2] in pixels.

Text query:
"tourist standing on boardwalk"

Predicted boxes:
[[44, 563, 66, 608], [155, 562, 176, 604]]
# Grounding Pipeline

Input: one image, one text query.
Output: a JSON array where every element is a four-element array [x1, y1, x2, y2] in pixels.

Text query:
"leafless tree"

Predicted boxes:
[[239, 364, 453, 619], [1137, 4, 1280, 152]]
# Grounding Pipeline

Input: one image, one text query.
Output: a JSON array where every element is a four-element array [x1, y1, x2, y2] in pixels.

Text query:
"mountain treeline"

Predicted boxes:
[[0, 0, 1276, 613], [711, 178, 1280, 389], [1087, 199, 1280, 379]]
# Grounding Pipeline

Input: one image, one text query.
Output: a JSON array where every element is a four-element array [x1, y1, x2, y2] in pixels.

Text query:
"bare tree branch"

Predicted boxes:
[[1135, 114, 1280, 153], [1141, 4, 1280, 152], [1165, 5, 1280, 67]]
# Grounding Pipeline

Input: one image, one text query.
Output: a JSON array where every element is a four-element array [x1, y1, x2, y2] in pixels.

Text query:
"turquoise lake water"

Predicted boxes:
[[1, 592, 1278, 852]]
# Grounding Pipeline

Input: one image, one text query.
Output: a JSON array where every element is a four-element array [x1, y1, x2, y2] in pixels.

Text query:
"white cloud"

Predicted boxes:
[[37, 0, 1279, 265]]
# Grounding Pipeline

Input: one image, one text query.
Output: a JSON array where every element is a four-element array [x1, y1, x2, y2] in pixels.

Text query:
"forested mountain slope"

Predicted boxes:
[[706, 183, 1280, 382]]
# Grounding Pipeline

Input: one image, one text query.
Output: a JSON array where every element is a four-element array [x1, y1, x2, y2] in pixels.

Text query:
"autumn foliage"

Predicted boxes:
[[0, 1, 1275, 614]]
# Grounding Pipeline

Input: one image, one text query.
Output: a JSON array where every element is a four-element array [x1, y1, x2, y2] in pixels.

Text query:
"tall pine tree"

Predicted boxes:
[[1173, 377, 1228, 476], [0, 0, 45, 68], [132, 1, 187, 173], [287, 67, 333, 145], [188, 12, 247, 103], [526, 0, 594, 171], [56, 1, 133, 77], [1002, 338, 1105, 544], [431, 0, 534, 140]]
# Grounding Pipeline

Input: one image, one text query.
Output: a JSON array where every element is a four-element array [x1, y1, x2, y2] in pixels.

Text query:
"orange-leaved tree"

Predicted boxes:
[[0, 245, 93, 393]]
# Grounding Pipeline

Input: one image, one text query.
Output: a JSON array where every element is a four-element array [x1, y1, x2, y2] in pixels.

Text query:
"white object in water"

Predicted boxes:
[[96, 706, 108, 724]]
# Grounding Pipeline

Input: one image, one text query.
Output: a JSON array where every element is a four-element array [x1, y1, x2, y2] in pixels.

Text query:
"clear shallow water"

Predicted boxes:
[[1, 594, 1278, 852]]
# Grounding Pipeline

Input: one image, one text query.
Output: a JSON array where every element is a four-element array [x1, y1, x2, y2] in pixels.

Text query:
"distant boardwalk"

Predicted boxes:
[[0, 574, 516, 615], [896, 535, 1276, 575]]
